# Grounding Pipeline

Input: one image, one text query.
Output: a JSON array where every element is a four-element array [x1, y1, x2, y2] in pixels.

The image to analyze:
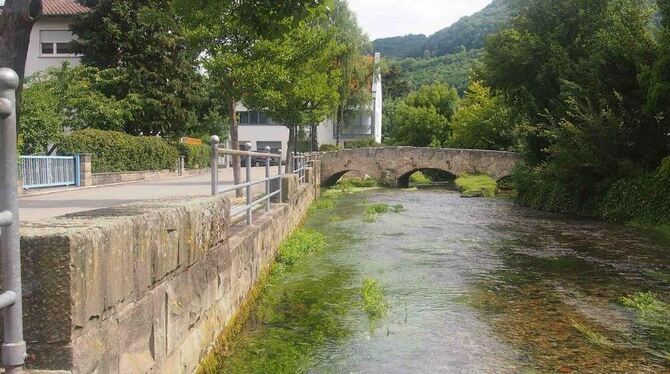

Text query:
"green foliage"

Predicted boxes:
[[597, 163, 670, 224], [344, 138, 382, 149], [58, 129, 179, 173], [409, 171, 432, 185], [372, 0, 512, 58], [19, 74, 65, 154], [19, 64, 137, 153], [479, 0, 669, 221], [362, 203, 402, 222], [621, 292, 670, 357], [337, 178, 378, 188], [455, 174, 498, 198], [361, 278, 388, 320], [389, 84, 458, 146], [176, 143, 211, 169], [73, 0, 204, 136], [448, 81, 518, 150], [319, 144, 340, 152], [276, 229, 327, 267], [389, 50, 483, 94]]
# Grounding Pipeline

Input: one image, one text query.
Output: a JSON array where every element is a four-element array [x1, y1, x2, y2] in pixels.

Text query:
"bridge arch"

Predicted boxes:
[[396, 168, 456, 188], [317, 147, 519, 187]]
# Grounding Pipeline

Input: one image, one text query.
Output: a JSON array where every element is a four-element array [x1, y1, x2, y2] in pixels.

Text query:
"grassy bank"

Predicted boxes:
[[455, 174, 498, 197]]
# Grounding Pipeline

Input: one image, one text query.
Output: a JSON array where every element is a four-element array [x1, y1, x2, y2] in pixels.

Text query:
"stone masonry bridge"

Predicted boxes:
[[318, 147, 520, 187]]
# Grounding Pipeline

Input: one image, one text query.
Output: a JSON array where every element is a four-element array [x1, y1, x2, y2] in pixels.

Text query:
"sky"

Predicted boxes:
[[346, 0, 493, 40]]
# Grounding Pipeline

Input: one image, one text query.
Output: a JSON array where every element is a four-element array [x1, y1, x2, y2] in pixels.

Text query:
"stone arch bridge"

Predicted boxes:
[[317, 147, 520, 187]]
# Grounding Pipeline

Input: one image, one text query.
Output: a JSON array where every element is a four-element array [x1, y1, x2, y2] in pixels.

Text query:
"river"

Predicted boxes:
[[214, 189, 670, 373]]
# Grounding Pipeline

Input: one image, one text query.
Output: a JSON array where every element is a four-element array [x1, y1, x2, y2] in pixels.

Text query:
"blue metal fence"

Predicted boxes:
[[19, 155, 80, 189]]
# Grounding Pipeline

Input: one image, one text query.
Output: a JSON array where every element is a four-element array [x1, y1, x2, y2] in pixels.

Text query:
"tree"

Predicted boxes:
[[19, 64, 139, 154], [389, 83, 459, 146], [644, 0, 670, 158], [240, 14, 342, 167], [328, 0, 372, 146], [0, 0, 42, 122], [174, 0, 329, 194], [448, 81, 518, 150], [72, 0, 202, 136]]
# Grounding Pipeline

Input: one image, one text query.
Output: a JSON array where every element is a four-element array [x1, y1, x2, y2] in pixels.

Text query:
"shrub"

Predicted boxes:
[[456, 174, 498, 198], [319, 144, 339, 152], [344, 138, 382, 149], [58, 129, 179, 173], [597, 165, 670, 225], [177, 143, 211, 169], [409, 171, 432, 185]]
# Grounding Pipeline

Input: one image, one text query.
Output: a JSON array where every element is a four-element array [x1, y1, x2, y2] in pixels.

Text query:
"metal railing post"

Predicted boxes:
[[264, 146, 271, 212], [0, 68, 26, 373], [278, 149, 283, 203], [210, 136, 220, 196], [245, 143, 252, 225]]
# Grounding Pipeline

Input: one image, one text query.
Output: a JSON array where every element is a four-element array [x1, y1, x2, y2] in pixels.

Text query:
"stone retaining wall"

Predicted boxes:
[[13, 172, 316, 373], [91, 167, 209, 186]]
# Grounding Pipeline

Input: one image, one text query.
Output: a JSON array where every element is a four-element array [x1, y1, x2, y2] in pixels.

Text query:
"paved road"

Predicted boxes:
[[19, 167, 279, 222]]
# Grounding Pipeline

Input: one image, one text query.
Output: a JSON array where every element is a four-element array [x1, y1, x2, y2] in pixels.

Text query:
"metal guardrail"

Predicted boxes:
[[0, 68, 27, 373], [210, 136, 283, 225], [20, 155, 80, 189], [291, 153, 313, 184]]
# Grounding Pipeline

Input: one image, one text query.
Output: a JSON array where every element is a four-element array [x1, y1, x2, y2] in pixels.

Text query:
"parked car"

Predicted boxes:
[[240, 151, 280, 167]]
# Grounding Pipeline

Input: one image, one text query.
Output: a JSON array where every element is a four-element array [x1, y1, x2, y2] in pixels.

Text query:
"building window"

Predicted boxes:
[[40, 30, 76, 56], [238, 111, 273, 125]]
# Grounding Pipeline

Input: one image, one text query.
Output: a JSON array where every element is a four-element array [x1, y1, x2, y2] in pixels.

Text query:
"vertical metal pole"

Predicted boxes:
[[210, 135, 220, 196], [0, 68, 26, 373], [278, 149, 283, 203], [263, 146, 270, 212], [245, 143, 252, 225]]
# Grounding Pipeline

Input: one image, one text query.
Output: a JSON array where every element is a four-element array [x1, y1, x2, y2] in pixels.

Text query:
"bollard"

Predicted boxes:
[[245, 142, 252, 225], [210, 135, 220, 196], [0, 68, 26, 374]]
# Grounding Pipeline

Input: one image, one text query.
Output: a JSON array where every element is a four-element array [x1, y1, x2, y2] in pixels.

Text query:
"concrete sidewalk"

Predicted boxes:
[[19, 167, 279, 222]]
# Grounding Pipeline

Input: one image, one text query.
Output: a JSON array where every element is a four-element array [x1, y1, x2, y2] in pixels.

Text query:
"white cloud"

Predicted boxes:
[[346, 0, 493, 40]]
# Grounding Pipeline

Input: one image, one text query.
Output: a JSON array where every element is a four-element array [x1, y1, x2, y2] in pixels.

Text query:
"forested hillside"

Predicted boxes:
[[373, 0, 511, 59]]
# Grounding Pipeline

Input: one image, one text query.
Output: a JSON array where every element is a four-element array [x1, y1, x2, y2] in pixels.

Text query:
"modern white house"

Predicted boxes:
[[237, 52, 384, 156]]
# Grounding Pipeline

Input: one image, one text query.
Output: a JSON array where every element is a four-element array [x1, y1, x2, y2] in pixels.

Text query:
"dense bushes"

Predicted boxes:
[[344, 139, 383, 149], [597, 159, 670, 225], [59, 129, 179, 173], [514, 158, 670, 225], [177, 143, 211, 169]]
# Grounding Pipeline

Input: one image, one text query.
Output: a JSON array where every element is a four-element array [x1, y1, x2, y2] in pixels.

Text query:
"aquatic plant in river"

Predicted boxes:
[[361, 278, 389, 320]]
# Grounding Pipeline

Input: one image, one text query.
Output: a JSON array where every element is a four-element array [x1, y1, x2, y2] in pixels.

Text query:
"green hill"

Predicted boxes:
[[373, 0, 512, 59]]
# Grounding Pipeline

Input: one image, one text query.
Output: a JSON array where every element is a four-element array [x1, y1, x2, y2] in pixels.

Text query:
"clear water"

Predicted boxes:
[[217, 189, 670, 373]]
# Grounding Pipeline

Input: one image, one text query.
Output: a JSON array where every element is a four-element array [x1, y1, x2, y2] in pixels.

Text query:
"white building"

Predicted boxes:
[[0, 0, 88, 77], [238, 53, 383, 155]]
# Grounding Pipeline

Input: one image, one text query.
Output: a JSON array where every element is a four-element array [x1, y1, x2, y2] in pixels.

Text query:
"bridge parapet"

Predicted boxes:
[[317, 147, 520, 187]]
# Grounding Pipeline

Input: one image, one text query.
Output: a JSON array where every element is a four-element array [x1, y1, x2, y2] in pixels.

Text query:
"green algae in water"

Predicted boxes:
[[208, 192, 368, 373], [276, 229, 326, 266], [570, 318, 617, 350], [621, 292, 670, 358], [361, 278, 389, 320]]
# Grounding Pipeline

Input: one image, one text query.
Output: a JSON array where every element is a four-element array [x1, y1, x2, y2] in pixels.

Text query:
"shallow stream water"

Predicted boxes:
[[218, 189, 670, 373]]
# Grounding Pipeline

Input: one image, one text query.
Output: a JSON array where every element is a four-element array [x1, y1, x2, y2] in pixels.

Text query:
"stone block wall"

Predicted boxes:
[[14, 177, 319, 373]]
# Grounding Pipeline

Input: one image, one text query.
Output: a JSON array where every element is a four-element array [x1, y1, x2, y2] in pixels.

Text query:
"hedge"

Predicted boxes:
[[59, 129, 179, 173], [177, 143, 211, 169]]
